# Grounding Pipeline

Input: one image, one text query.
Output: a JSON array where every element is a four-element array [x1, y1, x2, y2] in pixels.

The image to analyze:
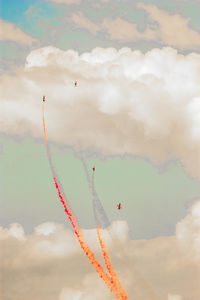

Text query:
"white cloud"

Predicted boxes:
[[102, 17, 156, 41], [1, 209, 200, 300], [35, 222, 57, 236], [137, 3, 200, 49], [1, 46, 200, 177], [59, 274, 112, 300], [60, 288, 83, 300], [168, 295, 182, 300], [69, 5, 200, 49], [9, 223, 26, 241], [71, 12, 100, 35], [0, 19, 37, 45], [70, 12, 156, 42], [176, 200, 200, 262], [32, 222, 80, 257], [0, 223, 26, 241]]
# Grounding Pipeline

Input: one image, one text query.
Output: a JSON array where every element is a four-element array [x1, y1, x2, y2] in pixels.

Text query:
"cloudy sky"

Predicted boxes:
[[1, 0, 200, 299]]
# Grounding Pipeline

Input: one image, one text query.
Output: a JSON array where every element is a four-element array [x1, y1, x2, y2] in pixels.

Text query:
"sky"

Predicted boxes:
[[1, 0, 200, 299]]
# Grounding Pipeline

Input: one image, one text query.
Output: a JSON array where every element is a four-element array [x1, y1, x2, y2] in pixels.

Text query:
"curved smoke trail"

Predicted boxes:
[[91, 172, 128, 299], [80, 156, 159, 300], [42, 101, 128, 299], [80, 157, 110, 229], [81, 156, 129, 298]]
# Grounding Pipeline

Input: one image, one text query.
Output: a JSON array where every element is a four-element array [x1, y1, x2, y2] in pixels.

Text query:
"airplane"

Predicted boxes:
[[75, 80, 77, 87], [92, 166, 95, 172], [117, 203, 122, 210], [43, 96, 45, 102]]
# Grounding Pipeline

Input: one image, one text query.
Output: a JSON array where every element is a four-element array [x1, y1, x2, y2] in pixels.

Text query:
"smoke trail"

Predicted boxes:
[[81, 157, 110, 229], [96, 225, 129, 300], [81, 155, 160, 300], [91, 171, 128, 299], [42, 101, 125, 299], [80, 157, 129, 298]]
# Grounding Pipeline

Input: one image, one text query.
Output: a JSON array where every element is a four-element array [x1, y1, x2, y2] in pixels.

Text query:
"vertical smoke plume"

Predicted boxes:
[[42, 101, 127, 299]]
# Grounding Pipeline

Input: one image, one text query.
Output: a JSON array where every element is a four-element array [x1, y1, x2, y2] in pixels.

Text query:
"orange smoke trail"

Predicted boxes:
[[42, 103, 48, 150], [96, 226, 128, 300], [91, 167, 159, 300], [42, 101, 121, 298], [92, 172, 129, 300]]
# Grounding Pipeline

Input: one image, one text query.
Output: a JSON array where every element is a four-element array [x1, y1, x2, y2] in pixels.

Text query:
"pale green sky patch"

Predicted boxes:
[[1, 134, 200, 238], [182, 2, 200, 31]]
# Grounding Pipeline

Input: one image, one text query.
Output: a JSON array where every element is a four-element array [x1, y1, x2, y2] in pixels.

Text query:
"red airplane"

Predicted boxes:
[[43, 96, 45, 102], [117, 203, 122, 210], [92, 166, 95, 172], [75, 80, 77, 87]]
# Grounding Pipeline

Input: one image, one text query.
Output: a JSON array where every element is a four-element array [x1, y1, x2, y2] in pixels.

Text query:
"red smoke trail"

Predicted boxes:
[[42, 102, 122, 298], [92, 172, 129, 299]]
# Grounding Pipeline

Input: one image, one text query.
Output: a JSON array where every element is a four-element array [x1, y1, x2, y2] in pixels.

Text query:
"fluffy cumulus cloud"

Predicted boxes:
[[168, 295, 182, 300], [0, 19, 37, 45], [70, 13, 156, 42], [176, 200, 200, 262], [137, 3, 200, 49], [1, 46, 200, 177], [1, 203, 200, 300], [101, 17, 156, 41], [70, 12, 156, 42], [70, 4, 200, 49], [71, 12, 100, 35]]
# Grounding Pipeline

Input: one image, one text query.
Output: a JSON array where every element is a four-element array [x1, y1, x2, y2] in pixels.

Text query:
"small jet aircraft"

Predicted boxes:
[[43, 96, 45, 102], [75, 80, 77, 87], [92, 166, 95, 172], [117, 203, 122, 210]]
